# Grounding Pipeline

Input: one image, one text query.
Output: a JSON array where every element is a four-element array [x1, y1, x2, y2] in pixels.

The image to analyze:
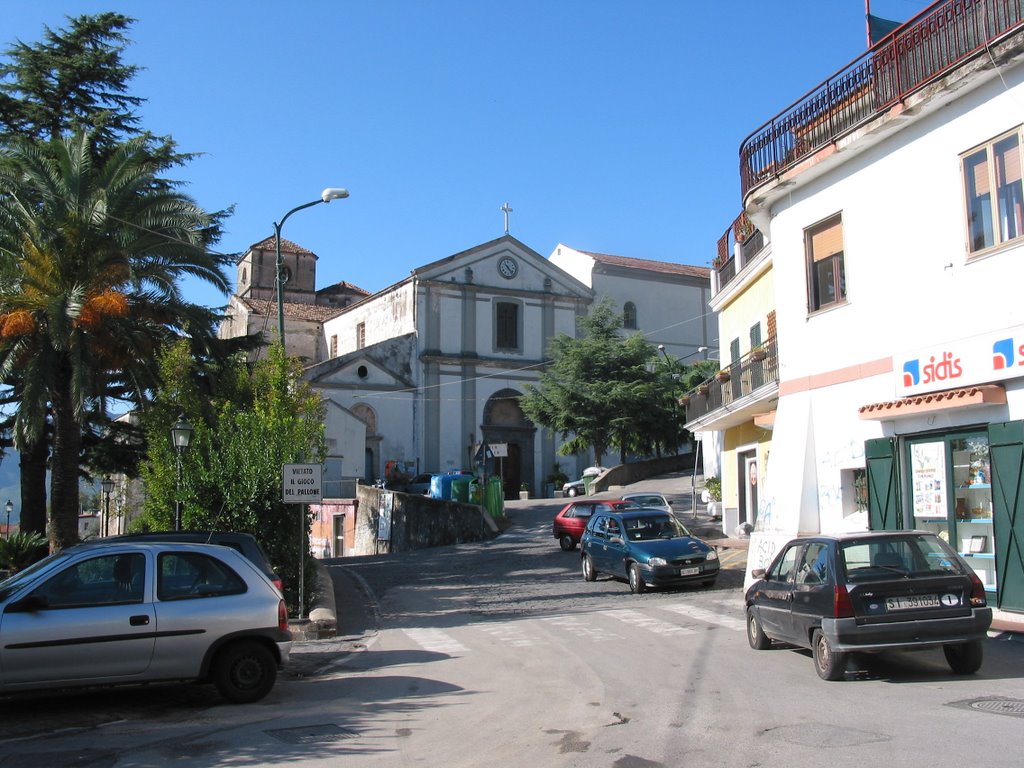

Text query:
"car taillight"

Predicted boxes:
[[833, 585, 854, 618], [273, 577, 284, 593], [968, 572, 987, 607], [278, 599, 289, 631]]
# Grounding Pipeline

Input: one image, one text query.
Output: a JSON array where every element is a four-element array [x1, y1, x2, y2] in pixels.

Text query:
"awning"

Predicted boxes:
[[858, 384, 1006, 420]]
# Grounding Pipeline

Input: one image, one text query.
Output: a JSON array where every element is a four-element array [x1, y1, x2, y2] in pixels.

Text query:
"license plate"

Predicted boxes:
[[679, 567, 700, 576], [885, 594, 939, 610]]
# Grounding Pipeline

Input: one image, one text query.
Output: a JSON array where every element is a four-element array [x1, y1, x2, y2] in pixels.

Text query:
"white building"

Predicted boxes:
[[719, 1, 1024, 625]]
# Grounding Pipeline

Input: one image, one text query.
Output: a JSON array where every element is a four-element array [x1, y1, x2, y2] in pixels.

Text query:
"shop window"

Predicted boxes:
[[805, 214, 846, 312], [962, 127, 1024, 255]]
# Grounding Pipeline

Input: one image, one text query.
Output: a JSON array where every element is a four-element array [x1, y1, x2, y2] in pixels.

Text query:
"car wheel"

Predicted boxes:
[[566, 487, 578, 497], [812, 629, 847, 681], [628, 563, 647, 594], [582, 554, 597, 582], [213, 640, 278, 704], [746, 606, 771, 650], [944, 640, 983, 675], [559, 533, 576, 552]]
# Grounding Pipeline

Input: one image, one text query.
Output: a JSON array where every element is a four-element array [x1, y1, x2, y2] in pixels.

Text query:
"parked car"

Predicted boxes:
[[553, 500, 638, 551], [562, 466, 608, 497], [620, 492, 673, 515], [0, 540, 291, 702], [580, 509, 719, 592], [95, 531, 282, 593], [744, 530, 992, 681], [404, 473, 435, 495]]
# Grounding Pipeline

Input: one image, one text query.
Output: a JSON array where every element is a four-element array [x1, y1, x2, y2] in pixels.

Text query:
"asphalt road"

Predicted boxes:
[[1, 495, 1022, 767]]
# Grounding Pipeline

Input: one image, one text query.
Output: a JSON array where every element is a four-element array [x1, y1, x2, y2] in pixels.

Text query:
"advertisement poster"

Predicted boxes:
[[911, 442, 947, 518]]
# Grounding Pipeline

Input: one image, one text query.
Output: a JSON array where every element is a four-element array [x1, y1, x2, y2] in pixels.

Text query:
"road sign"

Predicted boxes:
[[489, 442, 508, 458], [473, 443, 494, 464], [282, 463, 323, 504]]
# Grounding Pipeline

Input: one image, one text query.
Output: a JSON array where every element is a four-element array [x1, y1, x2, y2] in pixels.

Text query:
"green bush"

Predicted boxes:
[[0, 531, 48, 572], [704, 476, 722, 502]]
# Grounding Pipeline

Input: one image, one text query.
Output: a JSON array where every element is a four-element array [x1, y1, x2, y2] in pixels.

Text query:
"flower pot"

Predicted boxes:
[[697, 385, 709, 396], [519, 491, 529, 500], [678, 395, 691, 407], [715, 371, 730, 383], [750, 350, 766, 362]]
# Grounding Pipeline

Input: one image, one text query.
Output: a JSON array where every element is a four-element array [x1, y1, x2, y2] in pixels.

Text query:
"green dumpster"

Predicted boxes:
[[468, 480, 483, 504], [485, 476, 505, 517], [582, 476, 595, 495], [451, 477, 472, 503]]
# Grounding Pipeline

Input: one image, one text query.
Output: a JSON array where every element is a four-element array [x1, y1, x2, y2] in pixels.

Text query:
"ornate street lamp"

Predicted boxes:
[[170, 414, 193, 531], [101, 476, 114, 537], [4, 499, 11, 540], [274, 188, 349, 348]]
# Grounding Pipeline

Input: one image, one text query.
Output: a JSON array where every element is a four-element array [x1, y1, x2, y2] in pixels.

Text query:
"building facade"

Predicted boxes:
[[700, 0, 1024, 626]]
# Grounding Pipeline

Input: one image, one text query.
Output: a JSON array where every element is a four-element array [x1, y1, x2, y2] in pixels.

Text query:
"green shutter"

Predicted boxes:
[[989, 420, 1024, 612], [866, 437, 901, 531]]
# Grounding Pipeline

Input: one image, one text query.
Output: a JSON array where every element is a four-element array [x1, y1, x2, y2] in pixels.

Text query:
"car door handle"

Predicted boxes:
[[130, 615, 151, 626]]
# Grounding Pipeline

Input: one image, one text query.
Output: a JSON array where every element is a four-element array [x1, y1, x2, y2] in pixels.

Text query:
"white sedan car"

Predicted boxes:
[[0, 540, 291, 703], [620, 492, 673, 514]]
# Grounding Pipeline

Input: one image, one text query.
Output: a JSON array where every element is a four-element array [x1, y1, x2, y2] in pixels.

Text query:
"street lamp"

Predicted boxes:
[[4, 499, 11, 540], [274, 188, 349, 348], [170, 414, 193, 531], [101, 476, 114, 537]]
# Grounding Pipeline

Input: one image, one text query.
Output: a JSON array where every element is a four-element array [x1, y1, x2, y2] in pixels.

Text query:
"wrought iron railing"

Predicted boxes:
[[681, 338, 779, 423], [739, 0, 1024, 198]]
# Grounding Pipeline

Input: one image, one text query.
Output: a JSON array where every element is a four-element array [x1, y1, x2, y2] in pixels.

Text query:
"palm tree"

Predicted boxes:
[[0, 133, 231, 550]]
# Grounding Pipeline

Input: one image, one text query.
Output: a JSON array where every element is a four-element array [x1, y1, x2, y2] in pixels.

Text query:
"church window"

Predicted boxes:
[[330, 335, 338, 357], [356, 323, 366, 350], [495, 301, 520, 351], [623, 301, 637, 329]]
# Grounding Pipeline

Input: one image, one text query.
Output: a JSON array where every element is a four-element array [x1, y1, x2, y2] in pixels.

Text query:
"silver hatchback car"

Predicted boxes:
[[0, 541, 292, 703]]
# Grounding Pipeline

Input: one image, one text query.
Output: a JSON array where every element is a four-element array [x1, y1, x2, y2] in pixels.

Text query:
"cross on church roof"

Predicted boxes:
[[501, 202, 513, 235]]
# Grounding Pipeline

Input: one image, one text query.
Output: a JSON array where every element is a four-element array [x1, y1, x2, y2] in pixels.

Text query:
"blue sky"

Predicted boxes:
[[6, 0, 922, 312]]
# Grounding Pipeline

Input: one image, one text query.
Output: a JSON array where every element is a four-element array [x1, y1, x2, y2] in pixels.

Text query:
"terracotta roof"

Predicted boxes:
[[578, 249, 710, 278], [240, 297, 340, 323], [319, 280, 370, 296], [247, 236, 317, 256], [858, 384, 1006, 420]]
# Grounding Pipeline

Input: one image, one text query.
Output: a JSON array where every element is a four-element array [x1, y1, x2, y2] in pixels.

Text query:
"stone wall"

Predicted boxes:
[[352, 484, 499, 555], [592, 453, 698, 493]]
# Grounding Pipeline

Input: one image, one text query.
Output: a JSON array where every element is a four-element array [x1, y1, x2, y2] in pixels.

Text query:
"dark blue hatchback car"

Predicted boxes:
[[580, 509, 719, 593]]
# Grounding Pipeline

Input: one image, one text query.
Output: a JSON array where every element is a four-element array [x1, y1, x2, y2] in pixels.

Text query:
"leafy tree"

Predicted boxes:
[[0, 133, 229, 551], [520, 299, 679, 466], [0, 13, 225, 544], [138, 342, 326, 615]]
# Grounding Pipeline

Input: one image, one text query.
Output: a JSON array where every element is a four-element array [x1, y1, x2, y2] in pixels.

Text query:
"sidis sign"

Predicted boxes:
[[896, 324, 1024, 397]]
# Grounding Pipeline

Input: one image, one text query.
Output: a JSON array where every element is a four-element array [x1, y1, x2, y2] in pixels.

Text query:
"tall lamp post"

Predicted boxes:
[[101, 476, 114, 537], [170, 414, 193, 531], [4, 499, 11, 540], [274, 188, 349, 348]]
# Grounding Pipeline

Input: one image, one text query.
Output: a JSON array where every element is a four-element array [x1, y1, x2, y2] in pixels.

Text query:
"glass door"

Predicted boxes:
[[905, 431, 996, 593]]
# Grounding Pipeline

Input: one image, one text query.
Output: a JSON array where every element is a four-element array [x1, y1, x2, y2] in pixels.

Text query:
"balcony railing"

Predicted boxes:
[[739, 0, 1024, 198], [713, 211, 764, 294], [681, 338, 779, 423]]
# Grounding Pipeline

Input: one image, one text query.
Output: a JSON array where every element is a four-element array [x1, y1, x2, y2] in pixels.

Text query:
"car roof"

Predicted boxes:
[[64, 540, 241, 556], [784, 530, 938, 543], [606, 508, 673, 520]]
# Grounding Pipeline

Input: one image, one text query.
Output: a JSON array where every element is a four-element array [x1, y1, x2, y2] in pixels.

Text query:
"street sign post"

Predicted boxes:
[[282, 464, 323, 619]]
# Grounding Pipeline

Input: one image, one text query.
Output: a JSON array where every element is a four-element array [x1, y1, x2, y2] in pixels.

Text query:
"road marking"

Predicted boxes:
[[468, 622, 540, 647], [401, 628, 467, 654], [604, 608, 699, 635], [541, 614, 625, 642], [658, 603, 746, 632]]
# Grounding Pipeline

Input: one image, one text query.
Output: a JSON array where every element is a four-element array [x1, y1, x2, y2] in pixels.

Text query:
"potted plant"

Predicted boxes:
[[519, 482, 530, 500], [750, 345, 767, 362], [697, 383, 710, 396], [715, 369, 730, 383], [678, 394, 691, 407], [703, 476, 722, 519]]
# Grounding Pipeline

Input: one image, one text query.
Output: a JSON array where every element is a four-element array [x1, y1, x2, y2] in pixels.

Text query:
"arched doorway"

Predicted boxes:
[[352, 404, 381, 482], [482, 389, 535, 499]]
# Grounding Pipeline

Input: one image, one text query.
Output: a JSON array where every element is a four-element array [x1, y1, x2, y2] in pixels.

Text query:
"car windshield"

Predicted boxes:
[[622, 515, 690, 541], [840, 535, 966, 582], [0, 550, 71, 601]]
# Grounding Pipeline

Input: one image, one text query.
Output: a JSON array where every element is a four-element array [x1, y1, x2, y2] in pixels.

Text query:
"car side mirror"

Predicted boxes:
[[609, 536, 623, 545], [751, 568, 766, 580], [7, 593, 48, 613]]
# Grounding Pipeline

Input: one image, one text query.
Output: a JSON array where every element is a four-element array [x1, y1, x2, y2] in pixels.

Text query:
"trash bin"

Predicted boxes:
[[485, 476, 505, 517], [451, 478, 472, 503], [469, 480, 483, 505], [582, 476, 595, 495]]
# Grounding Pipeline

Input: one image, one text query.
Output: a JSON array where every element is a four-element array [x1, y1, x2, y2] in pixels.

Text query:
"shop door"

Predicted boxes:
[[737, 450, 758, 525], [989, 421, 1024, 612], [865, 437, 901, 531]]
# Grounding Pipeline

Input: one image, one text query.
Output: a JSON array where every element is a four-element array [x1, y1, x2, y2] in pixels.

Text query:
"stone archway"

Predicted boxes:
[[482, 389, 535, 499], [352, 404, 381, 482]]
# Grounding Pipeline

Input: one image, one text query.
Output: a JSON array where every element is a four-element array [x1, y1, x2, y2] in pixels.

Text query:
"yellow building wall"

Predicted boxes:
[[720, 422, 772, 511], [717, 265, 774, 365]]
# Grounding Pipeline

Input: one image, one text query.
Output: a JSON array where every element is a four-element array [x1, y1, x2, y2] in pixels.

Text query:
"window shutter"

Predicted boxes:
[[988, 420, 1024, 611], [966, 150, 990, 196], [995, 136, 1021, 185], [865, 437, 902, 531], [811, 219, 844, 262]]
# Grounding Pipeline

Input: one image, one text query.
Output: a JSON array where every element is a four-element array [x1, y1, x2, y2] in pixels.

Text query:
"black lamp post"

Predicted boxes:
[[4, 499, 11, 540], [101, 476, 114, 537], [274, 188, 349, 348], [170, 414, 193, 531]]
